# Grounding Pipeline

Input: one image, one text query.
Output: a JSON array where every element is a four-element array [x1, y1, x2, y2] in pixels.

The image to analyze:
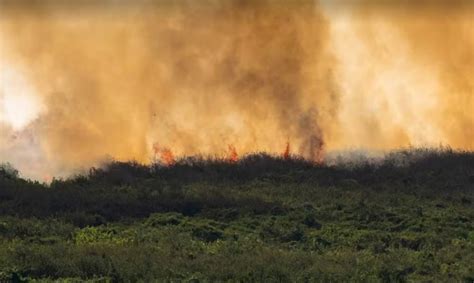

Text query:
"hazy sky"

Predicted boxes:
[[0, 0, 473, 180]]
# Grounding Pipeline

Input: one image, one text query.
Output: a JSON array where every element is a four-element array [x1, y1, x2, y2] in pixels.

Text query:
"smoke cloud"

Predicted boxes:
[[325, 0, 473, 150], [0, 0, 472, 179]]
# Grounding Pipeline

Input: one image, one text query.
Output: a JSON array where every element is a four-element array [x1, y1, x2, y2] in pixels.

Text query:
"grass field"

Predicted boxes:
[[0, 148, 473, 282]]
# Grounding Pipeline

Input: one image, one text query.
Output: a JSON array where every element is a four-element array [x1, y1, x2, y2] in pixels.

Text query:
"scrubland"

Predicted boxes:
[[0, 148, 473, 282]]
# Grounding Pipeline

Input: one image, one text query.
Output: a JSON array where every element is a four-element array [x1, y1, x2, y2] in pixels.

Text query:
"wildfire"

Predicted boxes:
[[152, 143, 175, 166], [283, 142, 290, 160], [151, 140, 324, 165], [228, 144, 238, 163]]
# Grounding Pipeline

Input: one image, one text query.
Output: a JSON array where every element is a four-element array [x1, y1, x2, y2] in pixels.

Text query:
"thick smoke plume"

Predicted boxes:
[[325, 0, 473, 150], [0, 0, 473, 179], [1, 0, 335, 178]]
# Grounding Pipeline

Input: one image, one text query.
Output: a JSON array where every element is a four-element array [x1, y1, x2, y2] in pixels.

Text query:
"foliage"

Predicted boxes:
[[0, 148, 473, 281]]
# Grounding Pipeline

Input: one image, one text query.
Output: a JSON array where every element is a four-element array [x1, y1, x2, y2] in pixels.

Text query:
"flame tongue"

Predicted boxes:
[[160, 148, 175, 166], [151, 140, 324, 165], [228, 145, 238, 163], [151, 141, 322, 165], [153, 143, 175, 166]]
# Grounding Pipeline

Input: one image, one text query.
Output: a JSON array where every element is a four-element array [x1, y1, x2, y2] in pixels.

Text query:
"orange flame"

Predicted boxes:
[[153, 143, 175, 166], [160, 148, 175, 165], [283, 142, 290, 160], [228, 144, 238, 163]]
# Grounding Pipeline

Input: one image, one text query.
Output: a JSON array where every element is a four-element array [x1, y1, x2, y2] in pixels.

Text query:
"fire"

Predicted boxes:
[[160, 148, 175, 166], [283, 142, 290, 160], [151, 141, 323, 165], [228, 145, 238, 163], [1, 1, 473, 182], [152, 143, 175, 166]]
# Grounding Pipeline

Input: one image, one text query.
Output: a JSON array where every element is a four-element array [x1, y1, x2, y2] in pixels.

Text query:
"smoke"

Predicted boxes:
[[325, 0, 473, 150], [0, 0, 472, 179], [391, 3, 473, 149], [0, 0, 336, 178]]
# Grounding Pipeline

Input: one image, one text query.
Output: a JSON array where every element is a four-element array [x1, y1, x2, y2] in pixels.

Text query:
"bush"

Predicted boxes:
[[0, 148, 472, 281]]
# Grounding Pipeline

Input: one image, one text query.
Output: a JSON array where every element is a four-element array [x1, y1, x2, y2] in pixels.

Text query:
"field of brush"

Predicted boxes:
[[0, 148, 473, 282]]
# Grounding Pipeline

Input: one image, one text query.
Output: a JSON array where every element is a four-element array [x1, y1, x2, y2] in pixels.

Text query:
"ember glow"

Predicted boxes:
[[153, 143, 175, 166], [228, 145, 239, 164], [0, 0, 472, 179]]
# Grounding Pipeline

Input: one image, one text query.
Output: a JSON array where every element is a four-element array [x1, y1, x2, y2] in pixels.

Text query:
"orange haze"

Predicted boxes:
[[0, 0, 472, 179]]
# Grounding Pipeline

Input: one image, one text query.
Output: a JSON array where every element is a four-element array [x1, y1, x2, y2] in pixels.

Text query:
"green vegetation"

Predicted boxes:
[[0, 149, 473, 282]]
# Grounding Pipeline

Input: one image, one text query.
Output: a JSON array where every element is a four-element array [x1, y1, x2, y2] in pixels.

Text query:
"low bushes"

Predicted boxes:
[[0, 149, 472, 281]]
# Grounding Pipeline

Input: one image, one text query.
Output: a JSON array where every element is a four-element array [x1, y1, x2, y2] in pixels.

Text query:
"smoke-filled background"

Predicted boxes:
[[0, 0, 473, 180]]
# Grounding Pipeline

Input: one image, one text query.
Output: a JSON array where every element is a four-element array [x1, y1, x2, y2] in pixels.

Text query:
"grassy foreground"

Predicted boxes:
[[0, 149, 473, 282]]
